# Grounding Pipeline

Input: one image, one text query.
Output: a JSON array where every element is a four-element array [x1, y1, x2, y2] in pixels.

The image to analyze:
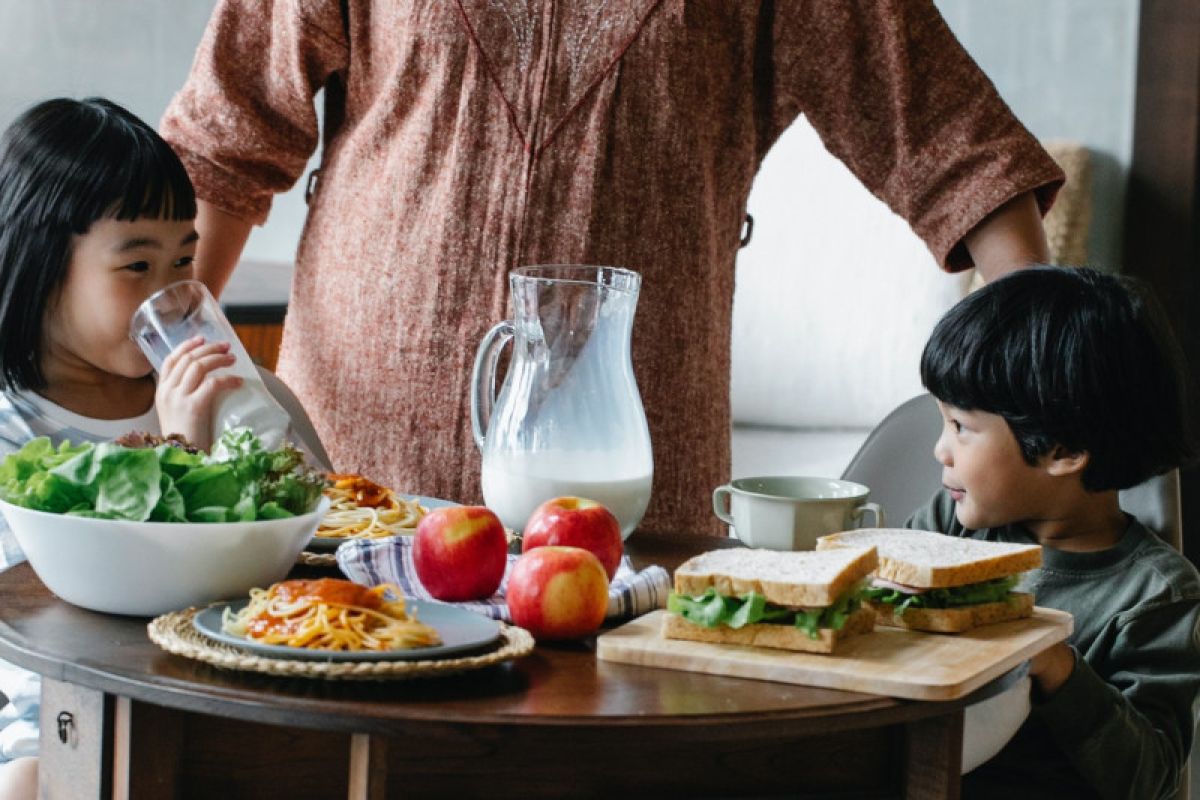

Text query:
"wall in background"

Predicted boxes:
[[0, 0, 316, 266], [935, 0, 1140, 270], [730, 0, 1142, 430]]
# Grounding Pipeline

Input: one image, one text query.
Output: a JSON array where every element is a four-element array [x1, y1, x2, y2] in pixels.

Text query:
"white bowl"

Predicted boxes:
[[961, 666, 1032, 773], [0, 497, 330, 616]]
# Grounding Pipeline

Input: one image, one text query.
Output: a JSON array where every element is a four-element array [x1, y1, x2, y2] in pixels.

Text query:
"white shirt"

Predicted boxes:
[[0, 389, 160, 763], [12, 389, 160, 445]]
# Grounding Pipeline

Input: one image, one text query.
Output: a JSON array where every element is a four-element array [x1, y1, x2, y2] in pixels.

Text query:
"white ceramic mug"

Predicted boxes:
[[712, 476, 885, 551]]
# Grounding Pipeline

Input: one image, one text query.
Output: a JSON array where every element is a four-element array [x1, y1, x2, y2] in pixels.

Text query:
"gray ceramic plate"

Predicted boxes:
[[193, 597, 500, 661], [307, 494, 459, 552]]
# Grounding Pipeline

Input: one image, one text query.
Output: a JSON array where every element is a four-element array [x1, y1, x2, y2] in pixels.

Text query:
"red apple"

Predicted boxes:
[[507, 546, 609, 640], [522, 496, 623, 579], [413, 506, 507, 601]]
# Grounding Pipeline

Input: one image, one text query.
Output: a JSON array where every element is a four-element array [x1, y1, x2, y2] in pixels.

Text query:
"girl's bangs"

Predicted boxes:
[[107, 141, 197, 223]]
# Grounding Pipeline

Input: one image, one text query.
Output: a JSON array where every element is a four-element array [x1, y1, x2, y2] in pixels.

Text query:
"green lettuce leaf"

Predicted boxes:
[[0, 439, 91, 498], [24, 472, 91, 514], [0, 428, 326, 523], [39, 443, 162, 520], [156, 443, 202, 480], [150, 474, 187, 522], [255, 501, 295, 520], [174, 464, 242, 515], [668, 585, 865, 640], [862, 575, 1021, 616], [92, 445, 162, 520]]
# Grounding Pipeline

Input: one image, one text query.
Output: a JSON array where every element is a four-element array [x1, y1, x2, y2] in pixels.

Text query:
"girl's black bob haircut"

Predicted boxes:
[[0, 97, 196, 391], [921, 266, 1194, 492]]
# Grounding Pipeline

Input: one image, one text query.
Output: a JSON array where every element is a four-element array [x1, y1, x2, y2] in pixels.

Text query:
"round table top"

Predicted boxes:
[[0, 531, 955, 736]]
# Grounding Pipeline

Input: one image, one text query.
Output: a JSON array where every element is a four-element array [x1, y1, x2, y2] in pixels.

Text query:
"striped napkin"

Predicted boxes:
[[336, 537, 672, 623]]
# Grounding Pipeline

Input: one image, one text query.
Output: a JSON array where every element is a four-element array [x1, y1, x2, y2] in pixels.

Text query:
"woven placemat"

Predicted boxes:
[[296, 550, 338, 568], [147, 608, 535, 681]]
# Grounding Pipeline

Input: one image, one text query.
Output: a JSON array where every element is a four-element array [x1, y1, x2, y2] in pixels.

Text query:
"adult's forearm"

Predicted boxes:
[[194, 200, 254, 298], [963, 191, 1050, 283]]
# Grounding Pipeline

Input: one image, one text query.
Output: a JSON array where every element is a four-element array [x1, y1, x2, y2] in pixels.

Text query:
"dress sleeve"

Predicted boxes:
[[768, 0, 1065, 271], [1034, 600, 1200, 799], [159, 0, 350, 224]]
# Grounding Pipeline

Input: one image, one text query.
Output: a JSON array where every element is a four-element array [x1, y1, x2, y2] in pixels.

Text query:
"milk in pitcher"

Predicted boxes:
[[482, 451, 652, 539]]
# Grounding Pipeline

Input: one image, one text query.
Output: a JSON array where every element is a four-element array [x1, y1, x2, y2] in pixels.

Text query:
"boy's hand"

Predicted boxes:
[[1029, 642, 1075, 699], [154, 336, 242, 451]]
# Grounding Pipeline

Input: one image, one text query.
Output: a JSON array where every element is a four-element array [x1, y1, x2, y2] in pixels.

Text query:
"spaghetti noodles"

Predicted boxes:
[[315, 473, 427, 541], [221, 578, 441, 651]]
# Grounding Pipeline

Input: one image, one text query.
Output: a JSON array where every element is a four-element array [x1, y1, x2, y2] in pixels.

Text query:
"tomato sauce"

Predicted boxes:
[[328, 474, 393, 508], [247, 578, 381, 638]]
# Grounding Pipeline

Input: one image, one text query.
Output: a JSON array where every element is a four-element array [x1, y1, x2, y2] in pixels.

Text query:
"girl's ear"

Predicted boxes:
[[1042, 445, 1089, 478]]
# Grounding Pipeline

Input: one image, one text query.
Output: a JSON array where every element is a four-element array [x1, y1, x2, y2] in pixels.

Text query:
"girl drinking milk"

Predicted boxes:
[[0, 97, 311, 799]]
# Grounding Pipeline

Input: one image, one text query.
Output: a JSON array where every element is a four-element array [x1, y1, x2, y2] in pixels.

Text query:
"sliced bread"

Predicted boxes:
[[816, 529, 1041, 589], [868, 592, 1035, 634], [673, 546, 878, 608], [661, 605, 875, 653]]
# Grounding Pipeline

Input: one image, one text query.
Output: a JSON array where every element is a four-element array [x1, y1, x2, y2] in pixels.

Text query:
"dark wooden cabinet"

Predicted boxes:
[[232, 323, 283, 371], [1124, 0, 1200, 565]]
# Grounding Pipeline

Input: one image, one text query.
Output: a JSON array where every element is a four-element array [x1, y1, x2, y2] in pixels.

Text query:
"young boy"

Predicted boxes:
[[909, 266, 1199, 799]]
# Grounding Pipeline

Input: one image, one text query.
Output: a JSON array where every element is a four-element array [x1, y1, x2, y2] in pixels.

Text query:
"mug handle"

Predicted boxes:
[[852, 502, 886, 529], [712, 485, 735, 525]]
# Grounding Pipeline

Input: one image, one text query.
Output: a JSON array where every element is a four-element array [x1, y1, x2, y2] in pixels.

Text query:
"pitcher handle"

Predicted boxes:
[[470, 320, 515, 450], [851, 502, 886, 529]]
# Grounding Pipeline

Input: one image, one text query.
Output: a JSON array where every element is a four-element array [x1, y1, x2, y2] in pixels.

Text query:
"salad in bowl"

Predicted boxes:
[[0, 429, 328, 615]]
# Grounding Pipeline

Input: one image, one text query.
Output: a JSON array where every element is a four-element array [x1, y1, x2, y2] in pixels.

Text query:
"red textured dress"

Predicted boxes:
[[161, 0, 1063, 535]]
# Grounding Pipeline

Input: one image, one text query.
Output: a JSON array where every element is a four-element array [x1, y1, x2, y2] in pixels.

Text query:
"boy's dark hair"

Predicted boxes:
[[921, 266, 1194, 492], [0, 97, 196, 391]]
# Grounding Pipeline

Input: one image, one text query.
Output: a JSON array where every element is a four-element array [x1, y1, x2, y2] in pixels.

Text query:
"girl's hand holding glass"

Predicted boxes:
[[154, 336, 243, 450], [131, 279, 293, 450]]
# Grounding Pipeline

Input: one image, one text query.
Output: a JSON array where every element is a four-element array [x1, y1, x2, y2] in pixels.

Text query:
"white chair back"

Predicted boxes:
[[840, 394, 942, 526], [258, 367, 333, 471]]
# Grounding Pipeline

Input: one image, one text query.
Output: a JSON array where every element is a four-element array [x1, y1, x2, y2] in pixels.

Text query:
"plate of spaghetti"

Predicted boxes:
[[193, 578, 500, 661], [310, 474, 457, 551]]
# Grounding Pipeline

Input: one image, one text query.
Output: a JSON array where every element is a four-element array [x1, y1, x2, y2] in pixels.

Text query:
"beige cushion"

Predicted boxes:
[[1041, 140, 1093, 267]]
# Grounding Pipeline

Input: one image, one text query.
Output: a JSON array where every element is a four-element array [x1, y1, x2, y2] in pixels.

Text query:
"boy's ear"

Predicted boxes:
[[1042, 445, 1090, 478]]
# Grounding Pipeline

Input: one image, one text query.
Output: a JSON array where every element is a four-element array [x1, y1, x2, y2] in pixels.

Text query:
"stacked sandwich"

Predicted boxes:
[[663, 546, 879, 653], [817, 529, 1041, 633]]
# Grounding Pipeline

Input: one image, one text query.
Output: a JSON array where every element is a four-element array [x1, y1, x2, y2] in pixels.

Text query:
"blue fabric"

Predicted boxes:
[[336, 536, 671, 623]]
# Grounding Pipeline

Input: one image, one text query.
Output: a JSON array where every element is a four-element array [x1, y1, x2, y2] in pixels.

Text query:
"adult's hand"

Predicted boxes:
[[963, 191, 1050, 283], [194, 200, 254, 298]]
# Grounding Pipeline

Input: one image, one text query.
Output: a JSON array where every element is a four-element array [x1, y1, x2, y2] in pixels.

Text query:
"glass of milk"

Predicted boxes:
[[472, 266, 653, 539], [130, 279, 291, 449]]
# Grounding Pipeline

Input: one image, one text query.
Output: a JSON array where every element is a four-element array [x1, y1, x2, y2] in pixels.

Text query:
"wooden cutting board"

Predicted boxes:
[[596, 608, 1072, 701]]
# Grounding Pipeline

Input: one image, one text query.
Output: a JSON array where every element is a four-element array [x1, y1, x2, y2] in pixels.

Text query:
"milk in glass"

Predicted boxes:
[[130, 280, 291, 448]]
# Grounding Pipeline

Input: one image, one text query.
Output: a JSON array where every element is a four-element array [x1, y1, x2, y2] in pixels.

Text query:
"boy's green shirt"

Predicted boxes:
[[909, 489, 1200, 800]]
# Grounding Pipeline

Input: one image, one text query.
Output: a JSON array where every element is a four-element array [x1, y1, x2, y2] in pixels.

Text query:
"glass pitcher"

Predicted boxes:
[[471, 266, 653, 539]]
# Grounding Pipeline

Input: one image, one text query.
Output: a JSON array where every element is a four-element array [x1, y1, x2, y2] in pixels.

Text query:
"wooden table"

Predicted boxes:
[[0, 532, 971, 799]]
